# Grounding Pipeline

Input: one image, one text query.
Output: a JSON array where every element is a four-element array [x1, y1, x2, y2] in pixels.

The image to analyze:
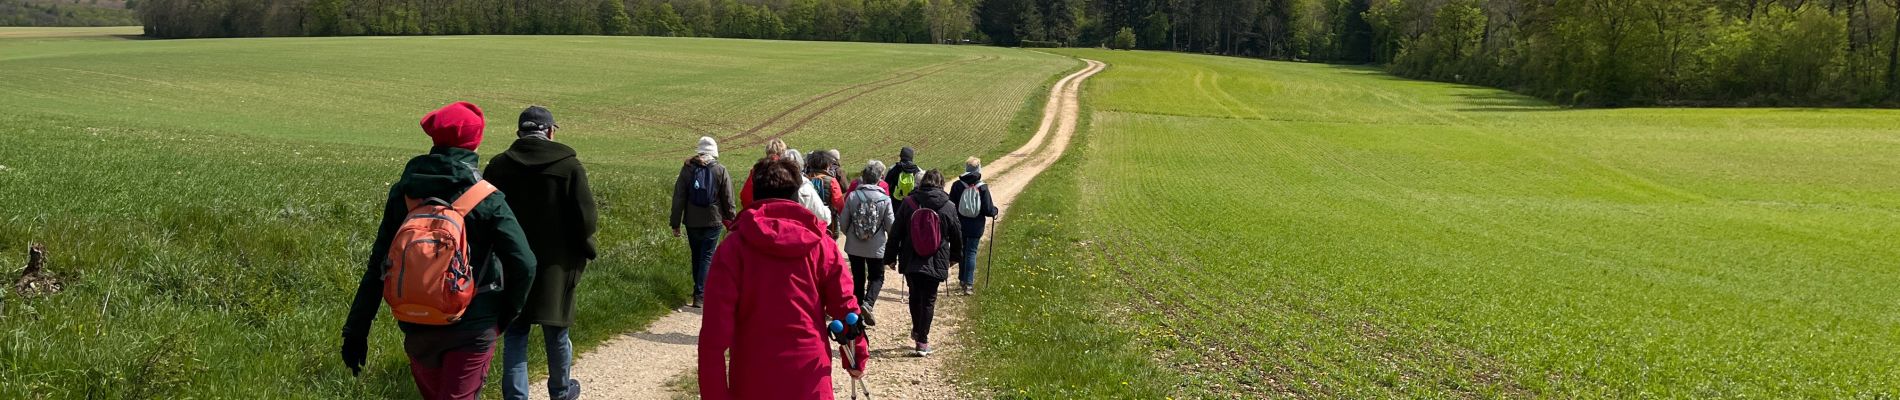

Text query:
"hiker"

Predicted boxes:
[[698, 157, 870, 400], [946, 157, 998, 295], [485, 106, 599, 400], [883, 146, 923, 199], [783, 149, 833, 226], [836, 160, 894, 327], [804, 149, 846, 236], [671, 136, 737, 308], [884, 170, 963, 357], [823, 149, 844, 185], [738, 139, 788, 209], [340, 101, 537, 400]]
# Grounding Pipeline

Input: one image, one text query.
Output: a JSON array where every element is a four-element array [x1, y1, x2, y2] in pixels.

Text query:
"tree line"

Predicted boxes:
[[137, 0, 973, 44], [2, 0, 141, 27], [1360, 0, 1900, 106], [984, 0, 1899, 106], [139, 0, 1900, 106]]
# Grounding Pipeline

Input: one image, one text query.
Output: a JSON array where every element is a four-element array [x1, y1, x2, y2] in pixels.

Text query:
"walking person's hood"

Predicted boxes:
[[394, 147, 482, 199], [732, 199, 827, 257], [909, 185, 952, 212], [496, 137, 578, 171], [959, 171, 983, 186]]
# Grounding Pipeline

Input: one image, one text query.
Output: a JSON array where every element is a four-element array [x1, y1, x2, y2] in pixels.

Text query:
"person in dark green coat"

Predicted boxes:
[[340, 101, 537, 400], [484, 106, 598, 400]]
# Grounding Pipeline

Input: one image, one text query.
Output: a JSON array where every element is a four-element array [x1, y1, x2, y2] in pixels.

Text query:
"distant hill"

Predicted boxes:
[[1, 0, 140, 27]]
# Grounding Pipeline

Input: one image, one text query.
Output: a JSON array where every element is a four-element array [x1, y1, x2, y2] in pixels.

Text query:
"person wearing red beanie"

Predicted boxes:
[[421, 101, 487, 151], [343, 101, 540, 400]]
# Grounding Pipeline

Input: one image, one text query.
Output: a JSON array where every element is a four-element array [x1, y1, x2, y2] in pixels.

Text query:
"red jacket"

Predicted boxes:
[[699, 199, 869, 400], [739, 172, 756, 210]]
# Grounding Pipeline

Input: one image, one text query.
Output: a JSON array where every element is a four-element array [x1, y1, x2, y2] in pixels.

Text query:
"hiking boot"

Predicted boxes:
[[961, 285, 974, 296], [689, 294, 704, 309], [914, 342, 932, 357], [862, 310, 877, 327]]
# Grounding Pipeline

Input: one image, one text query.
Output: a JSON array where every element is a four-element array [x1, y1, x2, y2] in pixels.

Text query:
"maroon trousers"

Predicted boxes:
[[408, 349, 493, 400]]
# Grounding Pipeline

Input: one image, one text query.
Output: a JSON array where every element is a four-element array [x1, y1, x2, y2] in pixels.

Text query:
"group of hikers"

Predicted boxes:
[[339, 102, 1000, 400]]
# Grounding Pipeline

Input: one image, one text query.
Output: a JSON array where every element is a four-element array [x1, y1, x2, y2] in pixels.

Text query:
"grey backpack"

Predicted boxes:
[[957, 182, 985, 218], [848, 188, 887, 240]]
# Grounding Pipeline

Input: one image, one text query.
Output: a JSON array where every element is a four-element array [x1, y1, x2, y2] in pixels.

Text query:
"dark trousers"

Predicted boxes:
[[849, 255, 887, 312], [687, 227, 722, 297], [906, 272, 942, 344], [409, 349, 493, 400]]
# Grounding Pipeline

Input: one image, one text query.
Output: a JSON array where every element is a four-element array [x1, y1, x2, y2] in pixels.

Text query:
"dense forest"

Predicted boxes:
[[1, 0, 141, 26], [134, 0, 1900, 106]]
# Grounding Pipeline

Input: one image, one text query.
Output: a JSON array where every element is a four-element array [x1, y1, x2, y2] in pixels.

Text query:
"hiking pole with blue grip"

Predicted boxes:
[[829, 313, 873, 399]]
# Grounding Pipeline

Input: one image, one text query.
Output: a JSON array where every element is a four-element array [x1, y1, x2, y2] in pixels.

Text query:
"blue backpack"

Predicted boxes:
[[689, 164, 717, 207]]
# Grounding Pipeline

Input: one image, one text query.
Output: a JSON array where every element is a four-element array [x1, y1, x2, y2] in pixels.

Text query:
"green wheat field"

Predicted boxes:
[[0, 28, 1072, 398], [3, 26, 1898, 399], [968, 49, 1900, 398]]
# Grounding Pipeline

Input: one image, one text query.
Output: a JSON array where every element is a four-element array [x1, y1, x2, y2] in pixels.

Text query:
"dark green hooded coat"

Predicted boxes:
[[484, 137, 599, 327], [343, 147, 538, 339]]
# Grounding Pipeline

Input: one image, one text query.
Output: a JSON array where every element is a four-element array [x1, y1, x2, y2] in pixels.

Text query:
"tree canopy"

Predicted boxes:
[[136, 0, 1900, 106]]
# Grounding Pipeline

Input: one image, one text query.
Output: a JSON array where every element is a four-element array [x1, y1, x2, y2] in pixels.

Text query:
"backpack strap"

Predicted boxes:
[[451, 180, 498, 214]]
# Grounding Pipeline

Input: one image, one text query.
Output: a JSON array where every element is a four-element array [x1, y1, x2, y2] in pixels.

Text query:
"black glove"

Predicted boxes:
[[341, 335, 367, 376]]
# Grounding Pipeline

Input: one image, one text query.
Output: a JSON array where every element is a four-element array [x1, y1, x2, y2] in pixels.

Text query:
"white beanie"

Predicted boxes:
[[697, 136, 719, 158]]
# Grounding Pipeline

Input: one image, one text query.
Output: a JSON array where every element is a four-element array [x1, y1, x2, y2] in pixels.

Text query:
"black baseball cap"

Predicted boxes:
[[518, 105, 557, 133]]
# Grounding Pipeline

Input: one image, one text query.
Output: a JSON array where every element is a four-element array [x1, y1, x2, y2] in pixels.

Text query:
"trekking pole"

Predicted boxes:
[[984, 216, 996, 289], [830, 315, 875, 399]]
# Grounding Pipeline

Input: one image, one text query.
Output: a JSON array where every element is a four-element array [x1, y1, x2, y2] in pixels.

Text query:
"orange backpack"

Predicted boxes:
[[383, 181, 498, 325]]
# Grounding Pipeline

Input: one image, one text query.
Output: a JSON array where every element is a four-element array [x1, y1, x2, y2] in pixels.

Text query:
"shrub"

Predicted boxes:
[[1107, 27, 1135, 50]]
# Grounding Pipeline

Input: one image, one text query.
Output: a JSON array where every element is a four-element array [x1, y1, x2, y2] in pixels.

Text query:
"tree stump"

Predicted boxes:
[[14, 243, 61, 298]]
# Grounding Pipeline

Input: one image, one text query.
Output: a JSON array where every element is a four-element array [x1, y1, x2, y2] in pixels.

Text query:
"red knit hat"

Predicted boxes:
[[420, 101, 486, 151]]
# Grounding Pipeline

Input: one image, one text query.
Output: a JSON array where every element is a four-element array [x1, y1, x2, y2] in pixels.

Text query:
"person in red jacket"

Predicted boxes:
[[699, 156, 870, 400], [737, 138, 788, 210]]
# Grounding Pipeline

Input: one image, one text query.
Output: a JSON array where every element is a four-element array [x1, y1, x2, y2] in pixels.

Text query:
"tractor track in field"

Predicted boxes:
[[723, 56, 995, 150], [623, 114, 740, 137], [529, 57, 1104, 400], [633, 56, 993, 158]]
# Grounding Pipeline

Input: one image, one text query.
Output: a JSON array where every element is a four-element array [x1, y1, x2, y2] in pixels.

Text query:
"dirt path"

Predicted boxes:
[[533, 57, 1104, 400]]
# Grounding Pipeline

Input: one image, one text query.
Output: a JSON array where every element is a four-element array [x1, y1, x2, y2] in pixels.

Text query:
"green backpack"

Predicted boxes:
[[894, 171, 919, 198]]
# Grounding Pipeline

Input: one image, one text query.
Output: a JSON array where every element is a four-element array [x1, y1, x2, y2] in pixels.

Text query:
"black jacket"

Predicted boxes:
[[484, 137, 599, 327], [947, 172, 998, 235], [885, 186, 963, 281], [883, 147, 923, 198]]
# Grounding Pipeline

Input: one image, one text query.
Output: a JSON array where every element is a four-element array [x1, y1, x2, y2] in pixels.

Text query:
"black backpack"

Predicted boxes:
[[689, 164, 717, 207]]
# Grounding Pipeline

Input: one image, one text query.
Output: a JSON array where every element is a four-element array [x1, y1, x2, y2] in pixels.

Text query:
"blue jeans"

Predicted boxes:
[[959, 233, 984, 286], [687, 227, 722, 297], [502, 322, 575, 400]]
